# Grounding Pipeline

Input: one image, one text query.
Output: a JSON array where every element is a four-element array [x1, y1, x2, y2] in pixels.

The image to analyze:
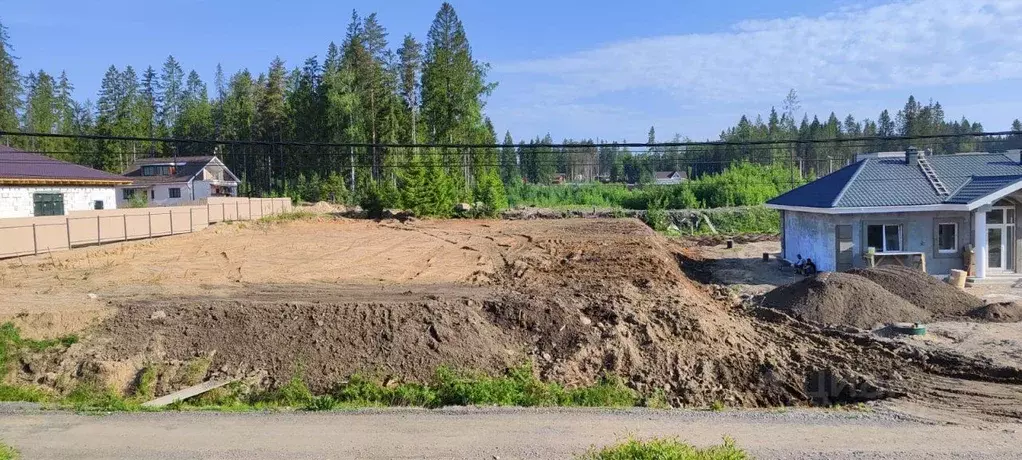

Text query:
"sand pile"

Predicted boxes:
[[968, 302, 1022, 323], [848, 266, 982, 316], [762, 272, 931, 328]]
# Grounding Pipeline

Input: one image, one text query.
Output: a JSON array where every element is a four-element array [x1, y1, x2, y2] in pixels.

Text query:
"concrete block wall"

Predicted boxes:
[[0, 186, 117, 218]]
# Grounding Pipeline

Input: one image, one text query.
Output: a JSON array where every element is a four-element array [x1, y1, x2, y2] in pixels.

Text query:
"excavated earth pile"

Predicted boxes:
[[761, 272, 931, 328], [9, 218, 1022, 418], [848, 266, 983, 316]]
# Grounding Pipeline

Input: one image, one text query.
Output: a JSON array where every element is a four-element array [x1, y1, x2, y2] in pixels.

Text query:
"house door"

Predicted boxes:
[[987, 203, 1016, 272], [836, 225, 853, 272]]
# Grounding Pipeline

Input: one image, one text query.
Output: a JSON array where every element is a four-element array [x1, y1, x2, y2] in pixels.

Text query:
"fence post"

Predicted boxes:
[[96, 215, 101, 244], [148, 211, 152, 238], [222, 202, 226, 221], [123, 214, 128, 241], [248, 199, 252, 220], [236, 201, 240, 219], [170, 210, 174, 234], [189, 208, 194, 232], [65, 217, 71, 248], [32, 223, 38, 256]]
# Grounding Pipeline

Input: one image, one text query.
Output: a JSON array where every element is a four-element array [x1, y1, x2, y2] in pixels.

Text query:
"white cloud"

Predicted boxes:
[[495, 0, 1022, 105]]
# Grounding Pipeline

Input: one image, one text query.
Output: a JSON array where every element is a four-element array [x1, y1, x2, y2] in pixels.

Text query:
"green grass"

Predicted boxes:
[[257, 210, 319, 224], [0, 322, 79, 375], [0, 441, 19, 460], [321, 365, 638, 410], [0, 384, 51, 403], [579, 437, 749, 460], [709, 400, 727, 412]]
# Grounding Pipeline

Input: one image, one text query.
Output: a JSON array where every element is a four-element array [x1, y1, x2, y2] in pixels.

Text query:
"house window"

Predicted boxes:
[[94, 200, 104, 210], [122, 189, 135, 200], [169, 188, 181, 198], [937, 223, 957, 253], [867, 224, 902, 252], [33, 193, 64, 216], [142, 165, 175, 176], [150, 189, 155, 199]]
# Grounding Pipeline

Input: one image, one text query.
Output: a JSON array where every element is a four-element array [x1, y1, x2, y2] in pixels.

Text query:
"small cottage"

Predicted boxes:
[[653, 171, 687, 185], [0, 146, 131, 218], [766, 148, 1022, 281]]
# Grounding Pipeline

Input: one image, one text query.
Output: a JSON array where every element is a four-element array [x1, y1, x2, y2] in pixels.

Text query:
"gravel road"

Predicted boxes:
[[1, 406, 1020, 459]]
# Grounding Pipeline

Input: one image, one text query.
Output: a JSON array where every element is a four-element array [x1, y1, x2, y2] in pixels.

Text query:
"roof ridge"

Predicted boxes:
[[830, 159, 866, 207], [944, 176, 974, 203]]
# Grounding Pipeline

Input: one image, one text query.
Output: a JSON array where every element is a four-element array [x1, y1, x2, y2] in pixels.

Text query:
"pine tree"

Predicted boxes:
[[0, 20, 20, 133]]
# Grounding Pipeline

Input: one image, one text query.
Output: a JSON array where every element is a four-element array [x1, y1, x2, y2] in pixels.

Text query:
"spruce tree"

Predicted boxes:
[[158, 55, 185, 134], [0, 20, 20, 133]]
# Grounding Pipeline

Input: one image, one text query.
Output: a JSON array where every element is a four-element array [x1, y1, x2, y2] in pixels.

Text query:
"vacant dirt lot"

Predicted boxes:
[[3, 217, 1022, 424]]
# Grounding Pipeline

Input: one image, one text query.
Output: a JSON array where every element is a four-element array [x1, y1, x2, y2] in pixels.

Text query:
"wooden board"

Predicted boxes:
[[141, 379, 237, 408]]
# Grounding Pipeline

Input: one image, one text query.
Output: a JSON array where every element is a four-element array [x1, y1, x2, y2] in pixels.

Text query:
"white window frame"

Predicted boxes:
[[936, 222, 957, 254], [867, 224, 902, 252]]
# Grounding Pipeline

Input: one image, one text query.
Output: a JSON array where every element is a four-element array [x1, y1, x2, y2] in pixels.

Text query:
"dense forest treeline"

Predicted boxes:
[[2, 5, 1022, 214]]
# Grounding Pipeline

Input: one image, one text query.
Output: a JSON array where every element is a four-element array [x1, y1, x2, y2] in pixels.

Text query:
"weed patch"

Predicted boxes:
[[579, 436, 748, 460], [0, 322, 78, 376], [0, 441, 19, 460], [0, 384, 51, 403], [257, 210, 318, 224]]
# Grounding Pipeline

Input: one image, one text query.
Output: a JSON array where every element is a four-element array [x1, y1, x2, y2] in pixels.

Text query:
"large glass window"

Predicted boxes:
[[169, 188, 182, 198], [867, 224, 901, 252], [142, 165, 175, 176], [937, 223, 957, 253]]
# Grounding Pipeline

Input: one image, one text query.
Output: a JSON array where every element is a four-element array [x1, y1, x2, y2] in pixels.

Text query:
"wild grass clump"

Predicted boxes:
[[256, 210, 319, 224], [0, 384, 51, 403], [324, 364, 638, 409], [0, 441, 19, 460], [0, 322, 78, 375], [63, 382, 138, 412], [579, 437, 748, 460]]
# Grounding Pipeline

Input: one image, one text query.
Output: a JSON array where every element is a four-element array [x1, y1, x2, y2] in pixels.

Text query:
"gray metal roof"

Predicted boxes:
[[768, 152, 1022, 208]]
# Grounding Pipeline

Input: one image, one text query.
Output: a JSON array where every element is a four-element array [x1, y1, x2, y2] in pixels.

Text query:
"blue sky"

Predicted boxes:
[[6, 0, 1022, 141]]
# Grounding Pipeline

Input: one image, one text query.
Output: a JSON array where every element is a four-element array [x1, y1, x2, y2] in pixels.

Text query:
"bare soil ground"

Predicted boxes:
[[3, 218, 1022, 424]]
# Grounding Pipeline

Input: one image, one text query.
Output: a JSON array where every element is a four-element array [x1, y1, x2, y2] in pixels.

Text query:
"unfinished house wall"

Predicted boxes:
[[783, 210, 972, 274]]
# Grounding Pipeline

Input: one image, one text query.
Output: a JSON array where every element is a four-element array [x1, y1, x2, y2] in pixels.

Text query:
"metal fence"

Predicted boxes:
[[0, 197, 291, 259]]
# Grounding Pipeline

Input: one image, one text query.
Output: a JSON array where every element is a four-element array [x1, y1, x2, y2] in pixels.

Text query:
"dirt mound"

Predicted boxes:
[[20, 218, 1022, 417], [848, 266, 982, 316], [967, 302, 1022, 322], [96, 297, 520, 392], [762, 272, 931, 328]]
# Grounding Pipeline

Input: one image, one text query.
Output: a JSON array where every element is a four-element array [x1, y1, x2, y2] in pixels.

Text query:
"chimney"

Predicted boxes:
[[906, 146, 920, 166]]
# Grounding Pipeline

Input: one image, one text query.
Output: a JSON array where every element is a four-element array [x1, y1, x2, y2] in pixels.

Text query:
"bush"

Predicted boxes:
[[506, 162, 806, 211], [579, 437, 748, 460]]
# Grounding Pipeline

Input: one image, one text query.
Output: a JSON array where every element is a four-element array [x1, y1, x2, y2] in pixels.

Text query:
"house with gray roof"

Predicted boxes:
[[0, 146, 131, 218], [118, 156, 240, 207], [766, 148, 1022, 281]]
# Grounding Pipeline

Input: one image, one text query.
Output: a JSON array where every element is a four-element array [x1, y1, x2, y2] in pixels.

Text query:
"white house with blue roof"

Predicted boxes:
[[766, 147, 1022, 281]]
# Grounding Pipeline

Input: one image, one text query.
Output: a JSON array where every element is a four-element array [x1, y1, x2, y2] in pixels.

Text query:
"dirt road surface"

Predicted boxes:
[[1, 407, 1020, 460]]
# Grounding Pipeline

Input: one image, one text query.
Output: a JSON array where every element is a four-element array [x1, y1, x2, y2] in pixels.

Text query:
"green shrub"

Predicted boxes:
[[134, 367, 158, 400], [579, 437, 748, 460], [645, 195, 669, 232]]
